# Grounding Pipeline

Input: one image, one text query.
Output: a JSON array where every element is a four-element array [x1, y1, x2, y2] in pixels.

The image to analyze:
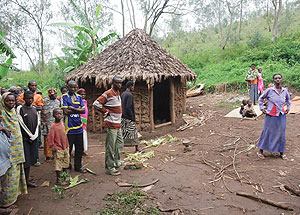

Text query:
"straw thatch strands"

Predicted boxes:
[[66, 28, 196, 88]]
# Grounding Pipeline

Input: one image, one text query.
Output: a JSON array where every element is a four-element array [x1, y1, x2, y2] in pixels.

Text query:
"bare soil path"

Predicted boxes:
[[16, 93, 300, 215]]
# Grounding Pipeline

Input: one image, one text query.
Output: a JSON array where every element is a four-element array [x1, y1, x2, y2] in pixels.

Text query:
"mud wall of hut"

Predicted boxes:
[[173, 78, 186, 119], [80, 78, 186, 132], [132, 85, 151, 131]]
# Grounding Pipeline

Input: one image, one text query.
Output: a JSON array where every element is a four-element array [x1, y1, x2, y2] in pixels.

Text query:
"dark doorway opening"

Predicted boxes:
[[153, 79, 171, 125]]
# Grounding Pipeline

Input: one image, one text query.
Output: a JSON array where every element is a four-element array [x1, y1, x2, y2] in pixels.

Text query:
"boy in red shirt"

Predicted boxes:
[[48, 108, 70, 185]]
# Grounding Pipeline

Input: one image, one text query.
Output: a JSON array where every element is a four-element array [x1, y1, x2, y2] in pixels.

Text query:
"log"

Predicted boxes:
[[236, 191, 293, 211], [284, 185, 300, 197], [154, 121, 172, 129]]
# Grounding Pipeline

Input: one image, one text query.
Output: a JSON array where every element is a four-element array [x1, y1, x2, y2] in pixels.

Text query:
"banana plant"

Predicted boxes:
[[0, 30, 16, 79], [52, 0, 118, 74]]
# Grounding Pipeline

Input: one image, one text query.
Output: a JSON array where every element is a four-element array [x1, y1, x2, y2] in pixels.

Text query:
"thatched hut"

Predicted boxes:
[[66, 29, 196, 132]]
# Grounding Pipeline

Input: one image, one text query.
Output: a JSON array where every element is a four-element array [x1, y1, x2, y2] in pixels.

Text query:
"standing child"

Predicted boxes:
[[41, 88, 60, 162], [257, 68, 264, 97], [77, 89, 88, 156], [16, 91, 39, 188], [48, 109, 70, 185]]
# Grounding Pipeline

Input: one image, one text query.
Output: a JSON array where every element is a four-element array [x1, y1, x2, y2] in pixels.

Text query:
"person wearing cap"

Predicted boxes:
[[245, 64, 259, 105], [121, 81, 141, 153], [41, 88, 60, 162]]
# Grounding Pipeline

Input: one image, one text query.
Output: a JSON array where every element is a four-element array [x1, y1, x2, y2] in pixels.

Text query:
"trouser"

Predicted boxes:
[[68, 133, 84, 170], [105, 128, 124, 172], [35, 128, 42, 162], [23, 138, 37, 168], [43, 135, 52, 159]]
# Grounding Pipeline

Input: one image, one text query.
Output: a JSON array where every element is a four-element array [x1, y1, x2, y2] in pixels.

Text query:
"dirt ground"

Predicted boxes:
[[16, 92, 300, 215]]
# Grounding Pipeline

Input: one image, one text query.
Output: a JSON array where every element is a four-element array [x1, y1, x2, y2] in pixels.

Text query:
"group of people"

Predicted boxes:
[[245, 65, 291, 160], [0, 76, 140, 213]]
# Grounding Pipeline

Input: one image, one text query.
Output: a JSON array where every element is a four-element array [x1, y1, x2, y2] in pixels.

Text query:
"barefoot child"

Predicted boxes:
[[243, 100, 257, 118], [48, 109, 70, 185]]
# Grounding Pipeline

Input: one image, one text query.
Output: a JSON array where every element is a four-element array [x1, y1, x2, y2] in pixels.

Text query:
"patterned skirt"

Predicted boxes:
[[121, 118, 139, 147], [1, 163, 27, 207]]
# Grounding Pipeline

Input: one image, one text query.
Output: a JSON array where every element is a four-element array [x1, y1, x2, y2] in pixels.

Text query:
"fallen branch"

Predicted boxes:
[[284, 185, 300, 197], [236, 191, 293, 211], [115, 179, 159, 188]]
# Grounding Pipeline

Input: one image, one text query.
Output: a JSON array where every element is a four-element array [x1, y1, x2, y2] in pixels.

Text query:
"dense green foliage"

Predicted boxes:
[[162, 13, 300, 92], [0, 61, 64, 95]]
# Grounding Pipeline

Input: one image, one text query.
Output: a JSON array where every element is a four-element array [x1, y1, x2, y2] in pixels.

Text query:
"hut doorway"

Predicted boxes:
[[153, 79, 171, 125]]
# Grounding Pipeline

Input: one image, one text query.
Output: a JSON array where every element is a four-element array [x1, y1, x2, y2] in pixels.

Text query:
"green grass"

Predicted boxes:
[[162, 7, 300, 92], [94, 189, 160, 215]]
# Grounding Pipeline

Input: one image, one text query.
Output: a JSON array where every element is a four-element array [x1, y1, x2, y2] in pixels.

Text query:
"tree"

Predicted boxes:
[[10, 0, 53, 76], [222, 0, 239, 50], [53, 0, 118, 73], [271, 0, 282, 41]]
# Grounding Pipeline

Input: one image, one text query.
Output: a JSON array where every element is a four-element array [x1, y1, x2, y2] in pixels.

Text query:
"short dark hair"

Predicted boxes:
[[126, 81, 134, 88], [24, 90, 34, 98], [60, 86, 67, 92], [251, 63, 256, 66], [53, 108, 62, 116], [28, 80, 36, 86], [272, 73, 283, 80]]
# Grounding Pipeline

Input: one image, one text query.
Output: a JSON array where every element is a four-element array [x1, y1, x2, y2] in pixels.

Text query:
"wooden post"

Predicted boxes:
[[139, 95, 142, 130], [170, 78, 176, 124], [92, 106, 96, 133], [149, 87, 154, 130]]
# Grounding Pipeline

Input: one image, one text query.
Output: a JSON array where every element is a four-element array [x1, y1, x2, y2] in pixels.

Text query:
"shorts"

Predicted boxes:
[[54, 148, 70, 171]]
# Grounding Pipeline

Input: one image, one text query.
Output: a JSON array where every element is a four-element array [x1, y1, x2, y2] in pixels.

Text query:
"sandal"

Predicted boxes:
[[281, 154, 288, 160], [257, 152, 265, 160]]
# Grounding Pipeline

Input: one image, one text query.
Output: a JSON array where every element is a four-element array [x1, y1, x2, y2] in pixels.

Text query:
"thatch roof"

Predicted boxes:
[[66, 28, 197, 88]]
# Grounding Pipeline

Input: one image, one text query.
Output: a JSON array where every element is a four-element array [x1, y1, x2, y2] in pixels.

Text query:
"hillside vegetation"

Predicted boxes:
[[161, 8, 300, 92]]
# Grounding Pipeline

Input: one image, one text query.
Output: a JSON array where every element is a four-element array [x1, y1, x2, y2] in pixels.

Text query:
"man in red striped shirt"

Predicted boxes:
[[93, 76, 124, 176]]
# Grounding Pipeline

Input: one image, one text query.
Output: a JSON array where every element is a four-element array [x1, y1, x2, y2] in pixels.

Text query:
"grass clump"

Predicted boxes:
[[95, 189, 160, 215]]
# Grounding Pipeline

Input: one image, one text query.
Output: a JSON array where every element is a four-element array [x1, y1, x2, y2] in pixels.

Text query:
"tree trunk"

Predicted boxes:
[[238, 0, 243, 40], [272, 0, 282, 42], [40, 30, 44, 77], [120, 0, 125, 37], [222, 1, 234, 50], [266, 0, 272, 32], [130, 0, 136, 28], [217, 0, 223, 44]]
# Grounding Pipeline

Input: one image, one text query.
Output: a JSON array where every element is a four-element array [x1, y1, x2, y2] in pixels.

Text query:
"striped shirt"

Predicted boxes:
[[93, 88, 122, 129]]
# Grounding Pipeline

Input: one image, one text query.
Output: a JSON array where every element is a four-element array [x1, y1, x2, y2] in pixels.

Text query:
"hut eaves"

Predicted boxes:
[[66, 28, 197, 88]]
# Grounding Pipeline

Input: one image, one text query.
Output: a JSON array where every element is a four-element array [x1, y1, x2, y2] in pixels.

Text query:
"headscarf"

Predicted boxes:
[[77, 88, 86, 94], [48, 88, 57, 96], [1, 92, 25, 165]]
